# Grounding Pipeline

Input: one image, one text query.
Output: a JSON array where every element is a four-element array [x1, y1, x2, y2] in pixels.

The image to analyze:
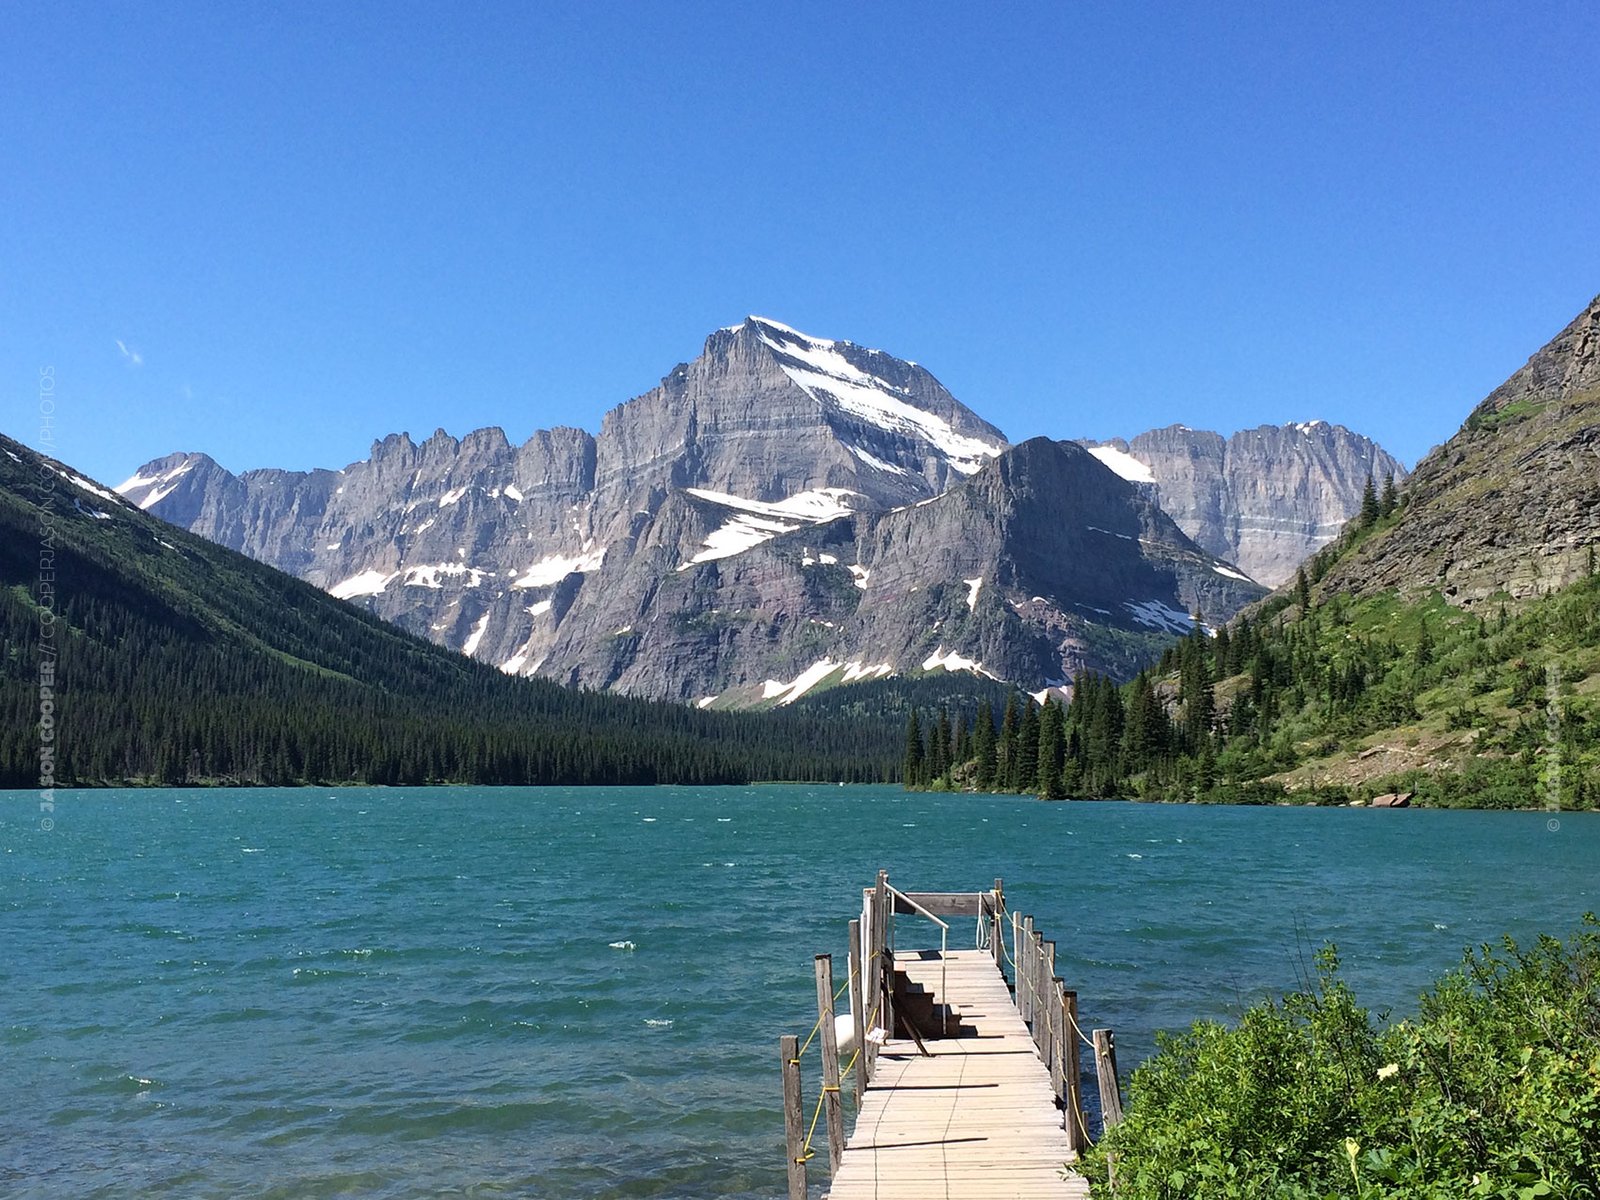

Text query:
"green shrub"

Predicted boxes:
[[1083, 920, 1600, 1198]]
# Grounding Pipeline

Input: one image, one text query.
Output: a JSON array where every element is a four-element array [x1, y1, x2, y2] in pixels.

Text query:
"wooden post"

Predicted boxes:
[[780, 1035, 806, 1200], [1010, 910, 1023, 1007], [990, 878, 1005, 968], [1094, 1027, 1124, 1131], [815, 954, 846, 1175], [874, 870, 892, 1044], [1019, 915, 1035, 1025], [1031, 930, 1046, 1053], [1035, 932, 1047, 1056], [1064, 989, 1086, 1153], [1046, 945, 1064, 1101], [847, 918, 866, 1105]]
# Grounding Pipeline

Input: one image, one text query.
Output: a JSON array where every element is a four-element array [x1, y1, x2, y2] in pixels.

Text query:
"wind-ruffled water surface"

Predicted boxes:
[[3, 786, 1595, 1197]]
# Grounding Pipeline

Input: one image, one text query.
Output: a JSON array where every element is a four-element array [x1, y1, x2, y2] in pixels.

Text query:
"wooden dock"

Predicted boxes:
[[828, 948, 1089, 1198], [779, 874, 1118, 1200]]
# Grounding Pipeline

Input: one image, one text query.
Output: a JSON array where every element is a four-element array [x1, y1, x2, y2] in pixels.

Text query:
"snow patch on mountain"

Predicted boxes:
[[403, 562, 489, 588], [1124, 599, 1196, 634], [678, 487, 860, 568], [749, 319, 1002, 474], [847, 444, 911, 476], [331, 568, 397, 600], [760, 658, 842, 705], [117, 459, 196, 508], [684, 486, 859, 522], [1087, 445, 1156, 484], [921, 646, 999, 679], [513, 545, 605, 588], [759, 657, 893, 705], [964, 577, 983, 610], [461, 612, 491, 656]]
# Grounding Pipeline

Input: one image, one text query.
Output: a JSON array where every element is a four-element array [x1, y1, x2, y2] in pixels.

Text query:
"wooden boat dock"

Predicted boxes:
[[778, 873, 1123, 1199]]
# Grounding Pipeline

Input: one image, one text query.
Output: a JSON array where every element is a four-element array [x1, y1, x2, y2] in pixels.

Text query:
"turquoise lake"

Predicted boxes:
[[3, 786, 1597, 1197]]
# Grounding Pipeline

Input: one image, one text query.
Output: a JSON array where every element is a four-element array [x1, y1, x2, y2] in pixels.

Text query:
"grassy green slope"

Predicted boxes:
[[1199, 575, 1600, 807]]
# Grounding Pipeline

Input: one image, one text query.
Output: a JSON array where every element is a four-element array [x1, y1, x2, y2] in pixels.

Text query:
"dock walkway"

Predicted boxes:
[[779, 876, 1113, 1200], [827, 948, 1089, 1198]]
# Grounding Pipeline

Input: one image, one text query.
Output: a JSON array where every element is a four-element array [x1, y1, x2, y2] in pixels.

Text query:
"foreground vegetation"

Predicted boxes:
[[1083, 919, 1600, 1198], [903, 565, 1600, 809]]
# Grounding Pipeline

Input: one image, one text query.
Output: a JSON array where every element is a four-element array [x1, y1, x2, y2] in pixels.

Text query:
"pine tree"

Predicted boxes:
[[1180, 641, 1215, 753], [1013, 700, 1040, 793], [1037, 699, 1066, 799], [903, 711, 924, 787], [997, 693, 1021, 787], [929, 707, 951, 782], [1360, 474, 1380, 529], [973, 703, 997, 790], [1380, 473, 1398, 518], [1296, 566, 1312, 615], [1414, 622, 1435, 670]]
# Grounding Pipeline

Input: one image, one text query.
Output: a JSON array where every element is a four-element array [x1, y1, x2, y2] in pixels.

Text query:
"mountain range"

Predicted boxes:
[[906, 290, 1600, 810], [119, 317, 1399, 703], [0, 432, 916, 787]]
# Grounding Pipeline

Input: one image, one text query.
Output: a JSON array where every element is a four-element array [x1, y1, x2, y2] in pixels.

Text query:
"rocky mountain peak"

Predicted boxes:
[[1316, 293, 1600, 605]]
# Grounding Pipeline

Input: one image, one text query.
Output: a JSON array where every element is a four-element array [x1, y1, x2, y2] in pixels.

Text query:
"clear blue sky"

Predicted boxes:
[[3, 2, 1597, 485]]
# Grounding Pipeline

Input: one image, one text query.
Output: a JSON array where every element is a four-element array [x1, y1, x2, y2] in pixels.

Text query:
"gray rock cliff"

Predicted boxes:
[[1080, 423, 1407, 587]]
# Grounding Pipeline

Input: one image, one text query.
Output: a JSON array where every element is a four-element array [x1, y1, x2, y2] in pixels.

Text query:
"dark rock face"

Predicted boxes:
[[1315, 294, 1600, 606], [119, 318, 1267, 700], [1080, 424, 1407, 587]]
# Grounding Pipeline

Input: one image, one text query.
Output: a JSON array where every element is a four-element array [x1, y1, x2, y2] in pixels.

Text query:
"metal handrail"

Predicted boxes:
[[885, 883, 950, 1016]]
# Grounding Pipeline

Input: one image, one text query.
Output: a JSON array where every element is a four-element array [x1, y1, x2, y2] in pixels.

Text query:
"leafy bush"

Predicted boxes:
[[1082, 920, 1600, 1198]]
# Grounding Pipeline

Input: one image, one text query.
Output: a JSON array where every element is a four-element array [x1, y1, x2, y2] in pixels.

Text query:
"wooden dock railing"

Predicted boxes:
[[778, 871, 1125, 1199]]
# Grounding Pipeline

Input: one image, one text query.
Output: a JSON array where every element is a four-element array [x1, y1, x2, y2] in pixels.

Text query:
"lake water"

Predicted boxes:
[[3, 786, 1596, 1198]]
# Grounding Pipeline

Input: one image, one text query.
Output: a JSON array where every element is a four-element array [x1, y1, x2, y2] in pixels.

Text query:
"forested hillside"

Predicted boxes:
[[903, 559, 1600, 809], [0, 436, 906, 787]]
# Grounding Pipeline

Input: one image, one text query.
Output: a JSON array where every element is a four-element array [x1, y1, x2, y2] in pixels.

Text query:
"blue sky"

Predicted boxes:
[[3, 3, 1597, 485]]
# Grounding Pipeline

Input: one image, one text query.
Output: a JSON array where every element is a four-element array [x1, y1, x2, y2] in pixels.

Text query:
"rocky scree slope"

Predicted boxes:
[[1311, 293, 1600, 607]]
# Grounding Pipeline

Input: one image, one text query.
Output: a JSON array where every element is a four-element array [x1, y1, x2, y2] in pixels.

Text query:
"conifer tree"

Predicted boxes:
[[929, 707, 951, 781], [973, 702, 997, 790], [1360, 474, 1380, 528], [1180, 639, 1215, 752], [1037, 698, 1066, 799], [903, 710, 924, 786], [1380, 473, 1398, 518], [997, 693, 1021, 786], [1014, 699, 1040, 792], [1296, 566, 1312, 615]]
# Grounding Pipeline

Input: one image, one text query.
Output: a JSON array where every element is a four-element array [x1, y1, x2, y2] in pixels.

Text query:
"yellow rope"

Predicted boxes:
[[994, 907, 1094, 1050], [993, 896, 1097, 1146], [792, 948, 882, 1064], [799, 1086, 827, 1160]]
